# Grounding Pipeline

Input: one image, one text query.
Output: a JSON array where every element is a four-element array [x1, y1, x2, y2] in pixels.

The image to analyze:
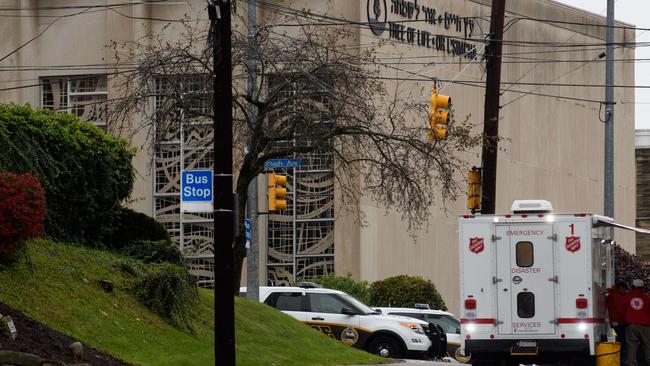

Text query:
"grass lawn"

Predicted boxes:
[[0, 239, 214, 366], [235, 296, 386, 366], [0, 239, 386, 366]]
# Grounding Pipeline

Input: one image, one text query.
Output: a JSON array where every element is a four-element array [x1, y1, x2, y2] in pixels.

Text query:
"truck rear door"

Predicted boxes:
[[496, 224, 557, 335]]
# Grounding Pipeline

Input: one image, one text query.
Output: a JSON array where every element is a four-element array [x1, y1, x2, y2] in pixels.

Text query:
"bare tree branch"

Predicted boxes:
[[110, 10, 484, 289]]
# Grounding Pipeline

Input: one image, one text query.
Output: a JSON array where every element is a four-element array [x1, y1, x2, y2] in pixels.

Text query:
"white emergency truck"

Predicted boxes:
[[459, 200, 649, 365]]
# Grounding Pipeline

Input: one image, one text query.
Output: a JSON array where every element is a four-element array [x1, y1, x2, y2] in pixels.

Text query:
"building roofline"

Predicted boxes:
[[635, 130, 650, 148]]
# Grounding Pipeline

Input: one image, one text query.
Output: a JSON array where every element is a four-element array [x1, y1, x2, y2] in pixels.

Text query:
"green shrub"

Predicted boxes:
[[109, 208, 171, 249], [0, 104, 135, 245], [369, 275, 447, 310], [312, 273, 371, 304], [133, 263, 199, 331], [122, 240, 184, 266], [114, 260, 141, 278]]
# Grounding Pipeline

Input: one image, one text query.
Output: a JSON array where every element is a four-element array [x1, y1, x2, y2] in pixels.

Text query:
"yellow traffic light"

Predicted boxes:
[[427, 85, 451, 140], [268, 173, 287, 212], [467, 168, 481, 211]]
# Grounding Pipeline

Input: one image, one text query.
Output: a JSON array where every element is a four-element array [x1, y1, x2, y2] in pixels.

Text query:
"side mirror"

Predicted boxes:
[[374, 308, 382, 314], [456, 328, 461, 334], [341, 307, 357, 316]]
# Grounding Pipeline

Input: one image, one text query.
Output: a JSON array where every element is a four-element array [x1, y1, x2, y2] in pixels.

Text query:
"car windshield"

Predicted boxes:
[[339, 294, 376, 315], [424, 314, 460, 334]]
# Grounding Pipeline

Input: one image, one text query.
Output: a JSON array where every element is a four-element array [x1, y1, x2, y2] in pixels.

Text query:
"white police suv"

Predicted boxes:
[[257, 283, 444, 359], [374, 304, 468, 363]]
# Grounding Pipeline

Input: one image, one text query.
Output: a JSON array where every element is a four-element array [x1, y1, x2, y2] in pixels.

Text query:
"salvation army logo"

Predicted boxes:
[[565, 236, 581, 253], [469, 237, 484, 254], [367, 0, 387, 36], [631, 297, 645, 310]]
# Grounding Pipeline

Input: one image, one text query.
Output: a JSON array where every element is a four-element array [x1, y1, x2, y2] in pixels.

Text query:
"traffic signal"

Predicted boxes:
[[467, 168, 481, 212], [427, 85, 451, 140], [268, 173, 287, 212]]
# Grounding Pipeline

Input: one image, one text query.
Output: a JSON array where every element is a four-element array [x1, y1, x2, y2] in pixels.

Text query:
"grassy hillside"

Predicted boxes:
[[236, 296, 385, 366], [0, 240, 385, 366], [0, 239, 214, 366]]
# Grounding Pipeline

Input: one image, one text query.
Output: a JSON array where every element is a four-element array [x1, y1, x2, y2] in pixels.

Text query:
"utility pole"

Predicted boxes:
[[604, 0, 615, 218], [246, 0, 260, 302], [209, 1, 235, 366], [480, 0, 506, 214]]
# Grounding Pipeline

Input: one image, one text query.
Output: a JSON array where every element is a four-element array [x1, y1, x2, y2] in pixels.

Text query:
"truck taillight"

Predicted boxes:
[[465, 299, 477, 310], [576, 298, 588, 309]]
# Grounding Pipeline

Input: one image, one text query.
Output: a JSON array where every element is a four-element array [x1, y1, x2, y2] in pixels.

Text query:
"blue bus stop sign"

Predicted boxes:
[[181, 170, 213, 212]]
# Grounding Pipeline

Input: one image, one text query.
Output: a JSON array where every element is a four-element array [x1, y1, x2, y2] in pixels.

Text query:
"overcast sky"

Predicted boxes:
[[551, 0, 650, 129]]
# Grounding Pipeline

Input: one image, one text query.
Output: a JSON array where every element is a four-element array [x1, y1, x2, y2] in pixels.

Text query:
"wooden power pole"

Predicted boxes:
[[480, 0, 506, 214], [209, 1, 235, 365]]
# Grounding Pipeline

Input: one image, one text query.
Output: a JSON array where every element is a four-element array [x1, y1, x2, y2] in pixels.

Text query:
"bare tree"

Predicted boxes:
[[111, 10, 482, 291]]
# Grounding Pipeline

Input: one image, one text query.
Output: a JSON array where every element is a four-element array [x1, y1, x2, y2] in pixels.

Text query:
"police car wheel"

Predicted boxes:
[[367, 336, 403, 358]]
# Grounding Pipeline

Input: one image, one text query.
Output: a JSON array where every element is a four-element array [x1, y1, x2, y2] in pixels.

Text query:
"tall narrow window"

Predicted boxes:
[[265, 74, 335, 285], [516, 241, 534, 267], [152, 75, 214, 287]]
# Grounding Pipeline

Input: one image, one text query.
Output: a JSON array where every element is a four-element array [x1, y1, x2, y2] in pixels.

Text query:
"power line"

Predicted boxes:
[[263, 27, 607, 105], [368, 58, 650, 65], [244, 0, 650, 37], [499, 7, 606, 107], [0, 7, 94, 64], [247, 0, 642, 49], [0, 1, 190, 65], [504, 14, 644, 33], [0, 1, 171, 11], [0, 1, 188, 22], [2, 1, 638, 109]]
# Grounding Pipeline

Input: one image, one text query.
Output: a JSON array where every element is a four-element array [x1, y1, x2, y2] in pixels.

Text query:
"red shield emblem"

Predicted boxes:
[[469, 237, 484, 254], [565, 236, 581, 253]]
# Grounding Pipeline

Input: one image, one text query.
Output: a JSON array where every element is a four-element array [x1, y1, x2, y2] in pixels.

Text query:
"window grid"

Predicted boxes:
[[41, 76, 108, 128]]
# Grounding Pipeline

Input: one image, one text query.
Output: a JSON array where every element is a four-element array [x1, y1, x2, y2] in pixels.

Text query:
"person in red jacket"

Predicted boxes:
[[623, 279, 650, 366], [608, 281, 630, 360]]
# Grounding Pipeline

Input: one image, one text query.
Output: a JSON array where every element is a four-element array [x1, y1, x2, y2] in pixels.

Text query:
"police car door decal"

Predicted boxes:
[[304, 293, 367, 348]]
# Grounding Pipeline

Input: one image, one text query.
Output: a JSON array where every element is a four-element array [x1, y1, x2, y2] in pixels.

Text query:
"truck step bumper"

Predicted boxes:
[[466, 339, 589, 356]]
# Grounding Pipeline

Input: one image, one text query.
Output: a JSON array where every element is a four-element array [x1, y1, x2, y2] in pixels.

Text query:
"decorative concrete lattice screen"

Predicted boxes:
[[152, 74, 336, 287], [152, 75, 215, 287], [266, 76, 335, 286]]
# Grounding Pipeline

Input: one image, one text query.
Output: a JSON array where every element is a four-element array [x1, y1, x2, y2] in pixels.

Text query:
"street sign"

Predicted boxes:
[[181, 169, 213, 212], [245, 219, 251, 249], [264, 159, 302, 170]]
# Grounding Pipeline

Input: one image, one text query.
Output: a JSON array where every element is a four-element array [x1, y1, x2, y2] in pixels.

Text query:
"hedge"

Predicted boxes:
[[312, 273, 372, 304], [369, 275, 447, 310], [109, 207, 171, 250], [0, 104, 135, 245]]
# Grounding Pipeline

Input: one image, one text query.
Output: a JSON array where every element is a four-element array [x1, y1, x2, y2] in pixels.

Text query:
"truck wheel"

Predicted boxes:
[[367, 336, 404, 359]]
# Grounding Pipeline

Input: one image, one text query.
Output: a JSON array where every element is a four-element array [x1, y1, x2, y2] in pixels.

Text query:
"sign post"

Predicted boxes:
[[181, 170, 214, 213]]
